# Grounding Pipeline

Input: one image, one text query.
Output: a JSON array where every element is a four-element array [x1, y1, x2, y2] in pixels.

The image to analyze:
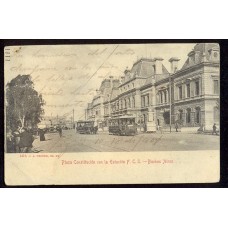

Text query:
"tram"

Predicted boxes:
[[76, 121, 98, 134], [108, 116, 137, 136]]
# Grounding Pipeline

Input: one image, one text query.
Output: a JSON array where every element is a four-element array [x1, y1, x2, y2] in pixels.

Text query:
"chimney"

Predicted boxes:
[[154, 57, 164, 74], [194, 51, 200, 64], [188, 50, 195, 66], [169, 57, 180, 73], [208, 47, 220, 62]]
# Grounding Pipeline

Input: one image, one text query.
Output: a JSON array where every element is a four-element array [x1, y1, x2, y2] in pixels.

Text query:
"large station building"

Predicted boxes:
[[85, 43, 220, 132]]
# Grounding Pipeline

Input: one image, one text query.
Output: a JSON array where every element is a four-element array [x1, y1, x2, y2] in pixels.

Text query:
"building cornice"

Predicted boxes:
[[118, 88, 136, 98], [172, 62, 220, 79], [119, 77, 147, 87], [140, 83, 152, 91]]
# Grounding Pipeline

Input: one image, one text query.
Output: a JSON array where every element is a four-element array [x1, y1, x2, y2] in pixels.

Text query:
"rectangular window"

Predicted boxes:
[[164, 91, 167, 103], [214, 80, 219, 94], [186, 83, 190, 98], [186, 109, 191, 123], [195, 81, 200, 96], [178, 86, 182, 100], [132, 97, 135, 108], [128, 98, 131, 108], [160, 93, 163, 104]]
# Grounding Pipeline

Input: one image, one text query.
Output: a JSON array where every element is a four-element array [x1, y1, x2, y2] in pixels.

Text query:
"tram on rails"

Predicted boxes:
[[108, 115, 137, 136], [76, 121, 98, 134]]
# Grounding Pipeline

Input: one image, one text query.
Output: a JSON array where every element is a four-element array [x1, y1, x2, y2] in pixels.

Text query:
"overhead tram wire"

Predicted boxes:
[[70, 45, 119, 95], [50, 45, 120, 120]]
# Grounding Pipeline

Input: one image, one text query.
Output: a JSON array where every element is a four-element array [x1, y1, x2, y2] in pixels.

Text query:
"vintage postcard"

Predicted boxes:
[[4, 43, 220, 185]]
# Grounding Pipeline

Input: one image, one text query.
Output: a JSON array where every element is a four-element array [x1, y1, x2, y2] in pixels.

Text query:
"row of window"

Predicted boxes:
[[177, 80, 200, 100], [88, 110, 100, 116], [109, 94, 150, 112], [110, 96, 136, 112], [178, 108, 201, 124], [120, 83, 135, 92], [141, 95, 149, 107], [177, 79, 219, 100], [157, 90, 169, 104]]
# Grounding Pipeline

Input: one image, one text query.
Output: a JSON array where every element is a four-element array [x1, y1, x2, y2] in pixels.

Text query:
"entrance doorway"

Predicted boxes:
[[163, 111, 170, 125]]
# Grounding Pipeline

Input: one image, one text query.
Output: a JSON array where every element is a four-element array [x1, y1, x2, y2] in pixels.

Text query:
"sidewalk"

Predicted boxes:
[[154, 127, 199, 134]]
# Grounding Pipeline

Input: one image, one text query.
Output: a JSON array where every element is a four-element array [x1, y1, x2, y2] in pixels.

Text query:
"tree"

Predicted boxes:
[[6, 75, 45, 130]]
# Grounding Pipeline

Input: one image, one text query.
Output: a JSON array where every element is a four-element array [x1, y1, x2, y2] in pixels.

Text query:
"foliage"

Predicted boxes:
[[6, 75, 45, 130]]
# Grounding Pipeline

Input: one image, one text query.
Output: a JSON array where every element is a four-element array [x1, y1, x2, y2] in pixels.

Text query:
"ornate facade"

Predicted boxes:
[[86, 43, 220, 131]]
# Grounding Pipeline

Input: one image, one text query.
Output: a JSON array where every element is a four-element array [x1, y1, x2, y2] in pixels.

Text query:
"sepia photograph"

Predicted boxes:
[[4, 42, 220, 185]]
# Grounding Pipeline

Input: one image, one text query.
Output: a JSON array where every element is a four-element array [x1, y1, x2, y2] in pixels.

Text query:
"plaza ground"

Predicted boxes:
[[32, 129, 220, 153]]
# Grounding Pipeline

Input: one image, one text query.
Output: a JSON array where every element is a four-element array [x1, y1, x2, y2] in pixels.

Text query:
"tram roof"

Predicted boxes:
[[111, 115, 136, 119], [77, 120, 94, 123]]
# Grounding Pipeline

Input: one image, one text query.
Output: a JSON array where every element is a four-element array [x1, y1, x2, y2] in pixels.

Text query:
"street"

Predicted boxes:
[[32, 129, 220, 153]]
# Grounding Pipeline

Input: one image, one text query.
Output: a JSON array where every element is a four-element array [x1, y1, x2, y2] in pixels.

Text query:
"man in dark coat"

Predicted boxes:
[[212, 123, 218, 135], [19, 128, 34, 153], [39, 129, 46, 141], [175, 122, 179, 132], [13, 126, 21, 153]]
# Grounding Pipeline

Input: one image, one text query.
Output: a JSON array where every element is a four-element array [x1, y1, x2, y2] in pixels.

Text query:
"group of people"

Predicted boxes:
[[6, 126, 35, 153], [6, 125, 64, 153]]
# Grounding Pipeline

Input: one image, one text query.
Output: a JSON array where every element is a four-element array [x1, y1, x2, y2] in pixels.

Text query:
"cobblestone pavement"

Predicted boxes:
[[32, 129, 220, 153]]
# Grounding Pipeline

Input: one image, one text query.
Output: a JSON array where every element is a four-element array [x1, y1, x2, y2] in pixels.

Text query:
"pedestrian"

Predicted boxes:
[[212, 123, 218, 135], [19, 128, 34, 153], [6, 127, 14, 153], [39, 129, 46, 141], [175, 122, 179, 132]]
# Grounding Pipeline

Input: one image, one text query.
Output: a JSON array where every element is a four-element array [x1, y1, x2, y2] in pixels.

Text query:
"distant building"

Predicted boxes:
[[86, 76, 120, 129], [86, 43, 220, 131]]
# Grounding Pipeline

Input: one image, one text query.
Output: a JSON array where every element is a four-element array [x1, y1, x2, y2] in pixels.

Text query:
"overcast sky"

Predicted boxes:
[[5, 43, 196, 120]]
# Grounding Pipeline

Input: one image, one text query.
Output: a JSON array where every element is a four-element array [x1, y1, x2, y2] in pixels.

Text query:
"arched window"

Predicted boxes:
[[146, 95, 149, 106], [179, 110, 183, 122], [132, 97, 135, 108], [128, 97, 131, 108], [164, 91, 167, 103], [157, 93, 159, 103], [160, 92, 163, 104], [116, 101, 119, 110], [195, 107, 201, 124], [186, 108, 191, 124]]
